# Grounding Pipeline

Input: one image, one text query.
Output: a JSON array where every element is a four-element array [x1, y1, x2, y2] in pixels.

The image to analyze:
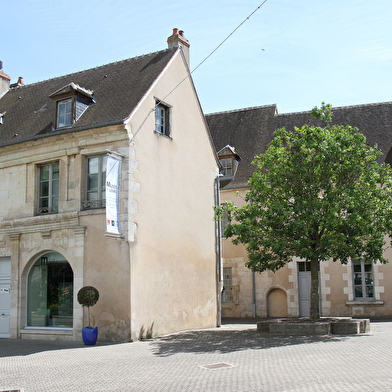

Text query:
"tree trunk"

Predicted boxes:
[[309, 257, 320, 321]]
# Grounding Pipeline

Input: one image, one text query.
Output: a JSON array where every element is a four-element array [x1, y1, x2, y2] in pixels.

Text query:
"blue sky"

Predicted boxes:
[[2, 0, 391, 114]]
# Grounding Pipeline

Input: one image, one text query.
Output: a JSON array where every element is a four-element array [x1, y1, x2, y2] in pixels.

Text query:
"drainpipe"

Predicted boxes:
[[253, 271, 257, 318], [215, 174, 223, 327]]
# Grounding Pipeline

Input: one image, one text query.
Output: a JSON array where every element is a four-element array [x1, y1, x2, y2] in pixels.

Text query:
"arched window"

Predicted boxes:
[[27, 252, 73, 328]]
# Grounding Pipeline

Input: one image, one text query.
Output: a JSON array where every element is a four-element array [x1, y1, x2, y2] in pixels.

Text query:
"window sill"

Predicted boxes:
[[154, 130, 172, 140], [346, 300, 384, 306]]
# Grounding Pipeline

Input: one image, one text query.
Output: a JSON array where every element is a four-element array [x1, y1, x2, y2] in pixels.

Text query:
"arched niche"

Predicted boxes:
[[267, 287, 288, 318]]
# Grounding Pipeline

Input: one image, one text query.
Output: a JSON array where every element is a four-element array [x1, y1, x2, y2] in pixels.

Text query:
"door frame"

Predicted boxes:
[[0, 257, 11, 338]]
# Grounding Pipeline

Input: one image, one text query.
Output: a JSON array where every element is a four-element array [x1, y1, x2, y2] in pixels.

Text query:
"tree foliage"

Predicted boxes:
[[77, 286, 99, 328], [223, 103, 392, 319]]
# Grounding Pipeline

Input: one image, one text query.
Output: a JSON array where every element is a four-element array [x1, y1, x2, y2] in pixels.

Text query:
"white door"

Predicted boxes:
[[298, 261, 322, 318], [298, 268, 311, 317], [0, 258, 11, 338]]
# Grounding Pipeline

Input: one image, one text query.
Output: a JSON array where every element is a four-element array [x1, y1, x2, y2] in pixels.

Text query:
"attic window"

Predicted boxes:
[[220, 157, 234, 176], [217, 145, 241, 188], [57, 99, 72, 128], [155, 100, 171, 137], [49, 83, 94, 130]]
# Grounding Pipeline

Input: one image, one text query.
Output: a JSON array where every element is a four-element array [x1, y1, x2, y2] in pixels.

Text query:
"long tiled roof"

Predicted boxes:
[[206, 102, 392, 189], [0, 49, 177, 147]]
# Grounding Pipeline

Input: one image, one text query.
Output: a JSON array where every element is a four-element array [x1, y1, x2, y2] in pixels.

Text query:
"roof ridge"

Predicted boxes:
[[332, 101, 392, 110], [10, 48, 173, 89], [206, 104, 277, 116], [276, 101, 392, 117]]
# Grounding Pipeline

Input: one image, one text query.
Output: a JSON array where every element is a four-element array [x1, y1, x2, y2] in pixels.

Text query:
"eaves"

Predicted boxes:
[[0, 119, 125, 149]]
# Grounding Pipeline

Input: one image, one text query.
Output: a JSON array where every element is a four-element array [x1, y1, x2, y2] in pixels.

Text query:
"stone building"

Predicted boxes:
[[207, 103, 392, 319], [0, 29, 219, 341]]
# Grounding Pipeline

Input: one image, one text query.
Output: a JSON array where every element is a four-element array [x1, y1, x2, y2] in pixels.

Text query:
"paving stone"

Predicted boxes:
[[0, 321, 391, 391]]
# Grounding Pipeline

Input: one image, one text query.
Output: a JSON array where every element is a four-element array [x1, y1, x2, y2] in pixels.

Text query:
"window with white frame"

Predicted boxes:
[[222, 267, 233, 302], [57, 99, 73, 128], [353, 259, 374, 299], [83, 155, 107, 209], [38, 162, 59, 214], [155, 101, 171, 137], [220, 157, 233, 177]]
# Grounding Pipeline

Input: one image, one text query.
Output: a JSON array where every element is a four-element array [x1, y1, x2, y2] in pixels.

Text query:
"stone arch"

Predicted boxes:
[[267, 287, 288, 318]]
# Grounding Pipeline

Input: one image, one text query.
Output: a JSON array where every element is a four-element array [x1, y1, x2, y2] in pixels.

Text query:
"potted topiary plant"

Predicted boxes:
[[77, 286, 99, 345]]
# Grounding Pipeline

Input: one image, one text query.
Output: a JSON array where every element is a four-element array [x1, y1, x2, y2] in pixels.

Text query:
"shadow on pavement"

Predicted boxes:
[[0, 339, 122, 358], [149, 326, 366, 357]]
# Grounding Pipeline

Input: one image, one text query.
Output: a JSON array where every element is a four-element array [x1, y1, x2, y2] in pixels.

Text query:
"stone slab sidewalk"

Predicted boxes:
[[1, 320, 392, 391]]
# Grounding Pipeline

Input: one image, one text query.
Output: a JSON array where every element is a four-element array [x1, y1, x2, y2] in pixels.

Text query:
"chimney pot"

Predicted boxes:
[[17, 76, 24, 86], [167, 28, 190, 68]]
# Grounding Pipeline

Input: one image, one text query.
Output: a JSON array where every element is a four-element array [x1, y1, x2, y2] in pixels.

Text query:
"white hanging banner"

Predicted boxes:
[[106, 154, 122, 236]]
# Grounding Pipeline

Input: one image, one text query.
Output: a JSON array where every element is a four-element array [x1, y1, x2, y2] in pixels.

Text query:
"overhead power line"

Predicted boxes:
[[134, 0, 269, 136], [191, 0, 269, 75]]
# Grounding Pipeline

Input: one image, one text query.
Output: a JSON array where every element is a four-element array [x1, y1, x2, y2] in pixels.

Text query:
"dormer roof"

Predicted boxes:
[[49, 82, 94, 100]]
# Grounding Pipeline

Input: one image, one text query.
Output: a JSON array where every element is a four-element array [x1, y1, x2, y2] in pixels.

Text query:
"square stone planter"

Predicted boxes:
[[257, 317, 370, 336]]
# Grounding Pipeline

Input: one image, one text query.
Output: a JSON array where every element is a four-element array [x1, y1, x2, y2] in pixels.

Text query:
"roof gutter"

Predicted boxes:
[[0, 119, 125, 149]]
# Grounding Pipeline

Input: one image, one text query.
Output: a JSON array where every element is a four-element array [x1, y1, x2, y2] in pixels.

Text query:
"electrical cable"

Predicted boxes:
[[133, 0, 269, 137]]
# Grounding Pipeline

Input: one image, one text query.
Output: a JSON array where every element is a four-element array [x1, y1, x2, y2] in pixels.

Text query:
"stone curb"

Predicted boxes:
[[257, 317, 370, 335]]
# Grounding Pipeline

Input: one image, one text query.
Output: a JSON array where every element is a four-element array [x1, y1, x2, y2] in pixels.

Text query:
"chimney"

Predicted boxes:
[[167, 28, 190, 68], [0, 61, 11, 99]]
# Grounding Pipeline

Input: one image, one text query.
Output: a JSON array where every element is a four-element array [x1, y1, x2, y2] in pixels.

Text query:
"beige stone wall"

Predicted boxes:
[[219, 188, 392, 319], [0, 51, 219, 341], [125, 51, 218, 340], [0, 125, 132, 341]]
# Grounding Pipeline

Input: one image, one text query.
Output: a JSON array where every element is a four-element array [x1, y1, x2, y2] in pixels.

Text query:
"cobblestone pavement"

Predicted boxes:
[[1, 321, 392, 392]]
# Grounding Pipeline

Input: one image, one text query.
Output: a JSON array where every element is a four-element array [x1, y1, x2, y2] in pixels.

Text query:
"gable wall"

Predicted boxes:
[[125, 51, 218, 339]]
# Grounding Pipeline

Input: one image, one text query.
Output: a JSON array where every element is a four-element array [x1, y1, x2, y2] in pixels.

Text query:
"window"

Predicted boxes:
[[57, 99, 72, 128], [27, 252, 73, 328], [222, 267, 233, 302], [155, 102, 171, 137], [38, 162, 59, 214], [83, 155, 107, 209], [298, 262, 311, 272], [221, 204, 231, 236], [220, 157, 233, 177], [50, 83, 95, 130], [353, 259, 374, 299]]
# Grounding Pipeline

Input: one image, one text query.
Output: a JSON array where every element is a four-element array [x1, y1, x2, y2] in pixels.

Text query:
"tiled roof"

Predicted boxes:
[[206, 102, 392, 190], [206, 105, 278, 189], [0, 49, 177, 147]]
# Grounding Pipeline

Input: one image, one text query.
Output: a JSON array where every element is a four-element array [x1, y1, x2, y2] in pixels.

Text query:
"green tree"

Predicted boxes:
[[224, 103, 392, 320]]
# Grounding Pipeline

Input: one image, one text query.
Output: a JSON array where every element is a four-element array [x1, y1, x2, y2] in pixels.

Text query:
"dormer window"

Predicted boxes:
[[220, 157, 234, 176], [57, 99, 72, 128], [49, 83, 94, 130], [217, 145, 241, 188]]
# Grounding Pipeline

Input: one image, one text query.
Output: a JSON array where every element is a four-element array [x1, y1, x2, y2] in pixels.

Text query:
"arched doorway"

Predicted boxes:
[[27, 252, 73, 328], [267, 288, 288, 318]]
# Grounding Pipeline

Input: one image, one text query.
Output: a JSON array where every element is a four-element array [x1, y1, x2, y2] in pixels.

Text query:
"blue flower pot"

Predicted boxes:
[[82, 326, 98, 345]]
